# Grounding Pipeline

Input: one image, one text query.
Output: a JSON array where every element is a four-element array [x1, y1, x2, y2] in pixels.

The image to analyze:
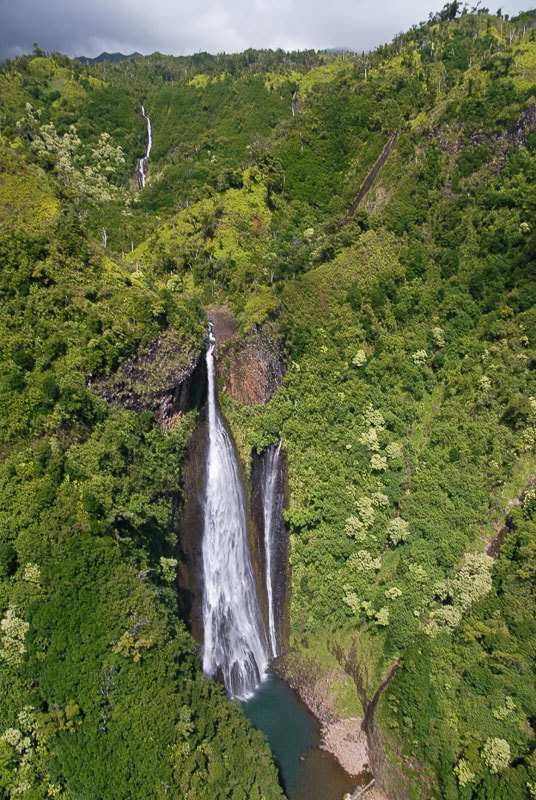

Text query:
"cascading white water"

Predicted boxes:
[[262, 440, 283, 657], [201, 326, 269, 700], [138, 104, 152, 189]]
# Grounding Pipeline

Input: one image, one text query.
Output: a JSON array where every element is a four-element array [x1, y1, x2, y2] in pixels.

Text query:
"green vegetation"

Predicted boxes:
[[1, 6, 536, 798]]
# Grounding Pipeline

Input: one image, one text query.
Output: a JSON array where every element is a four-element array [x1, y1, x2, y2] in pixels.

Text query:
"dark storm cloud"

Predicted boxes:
[[0, 0, 531, 60]]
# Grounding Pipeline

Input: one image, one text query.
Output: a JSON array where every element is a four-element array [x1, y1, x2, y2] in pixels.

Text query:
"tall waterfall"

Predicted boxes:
[[138, 104, 152, 189], [201, 327, 269, 700], [262, 440, 283, 657]]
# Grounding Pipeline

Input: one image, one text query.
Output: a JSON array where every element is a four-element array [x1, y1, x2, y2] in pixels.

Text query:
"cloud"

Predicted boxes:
[[0, 0, 532, 60]]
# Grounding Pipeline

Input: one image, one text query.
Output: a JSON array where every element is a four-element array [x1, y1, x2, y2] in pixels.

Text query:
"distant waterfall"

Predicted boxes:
[[138, 104, 152, 188], [201, 327, 269, 700], [262, 440, 283, 657]]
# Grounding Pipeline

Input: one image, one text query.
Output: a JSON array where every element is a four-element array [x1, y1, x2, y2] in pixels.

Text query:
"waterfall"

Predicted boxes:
[[138, 104, 152, 189], [201, 326, 269, 700], [262, 440, 283, 657]]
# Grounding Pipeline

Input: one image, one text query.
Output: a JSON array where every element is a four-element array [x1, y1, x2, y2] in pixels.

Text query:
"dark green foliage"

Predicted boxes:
[[457, 145, 490, 177], [0, 543, 17, 578]]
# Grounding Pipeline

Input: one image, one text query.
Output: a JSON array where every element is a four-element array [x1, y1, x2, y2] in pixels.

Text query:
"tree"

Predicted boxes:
[[482, 738, 511, 774]]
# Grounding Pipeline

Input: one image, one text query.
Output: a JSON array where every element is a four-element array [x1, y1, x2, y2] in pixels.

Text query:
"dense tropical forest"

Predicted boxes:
[[1, 4, 536, 798]]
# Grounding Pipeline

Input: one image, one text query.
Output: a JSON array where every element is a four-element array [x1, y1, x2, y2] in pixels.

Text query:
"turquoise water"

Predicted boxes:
[[242, 676, 364, 800]]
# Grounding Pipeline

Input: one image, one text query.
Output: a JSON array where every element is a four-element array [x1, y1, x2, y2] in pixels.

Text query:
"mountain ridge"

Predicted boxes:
[[76, 50, 142, 64]]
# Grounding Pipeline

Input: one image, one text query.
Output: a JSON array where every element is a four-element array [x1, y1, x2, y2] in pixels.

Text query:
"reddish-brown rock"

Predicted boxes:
[[206, 306, 287, 407]]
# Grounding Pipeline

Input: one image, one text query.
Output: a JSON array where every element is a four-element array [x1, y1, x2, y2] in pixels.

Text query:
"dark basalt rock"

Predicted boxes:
[[506, 99, 536, 149], [176, 396, 209, 643], [429, 99, 536, 173], [93, 329, 206, 431]]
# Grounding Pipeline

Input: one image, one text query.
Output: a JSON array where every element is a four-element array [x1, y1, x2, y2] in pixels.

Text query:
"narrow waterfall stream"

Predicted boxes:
[[261, 440, 283, 657], [138, 104, 152, 188], [201, 326, 269, 699]]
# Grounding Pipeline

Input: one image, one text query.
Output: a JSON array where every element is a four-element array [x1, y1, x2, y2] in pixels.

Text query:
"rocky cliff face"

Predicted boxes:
[[431, 99, 536, 171], [176, 396, 209, 643], [506, 99, 536, 149], [218, 322, 287, 406], [206, 307, 286, 406], [94, 329, 205, 431]]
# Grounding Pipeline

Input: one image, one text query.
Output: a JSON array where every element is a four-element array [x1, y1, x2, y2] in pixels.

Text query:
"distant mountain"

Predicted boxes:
[[76, 51, 141, 65]]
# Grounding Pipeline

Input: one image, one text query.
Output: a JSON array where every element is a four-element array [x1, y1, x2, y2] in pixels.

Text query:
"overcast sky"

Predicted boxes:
[[0, 0, 533, 61]]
